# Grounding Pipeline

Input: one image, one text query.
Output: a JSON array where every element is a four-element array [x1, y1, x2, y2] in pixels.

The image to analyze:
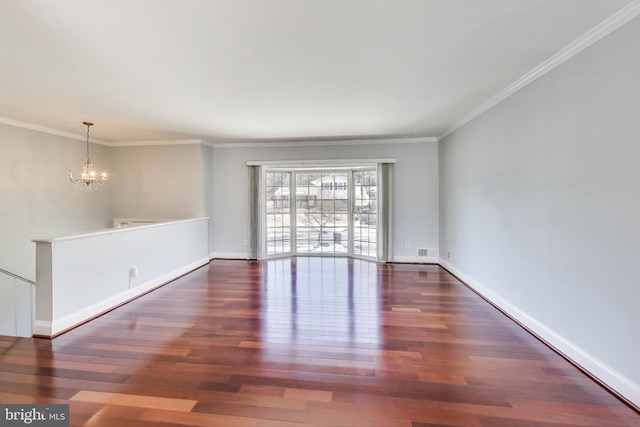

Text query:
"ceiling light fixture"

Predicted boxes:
[[69, 121, 108, 189]]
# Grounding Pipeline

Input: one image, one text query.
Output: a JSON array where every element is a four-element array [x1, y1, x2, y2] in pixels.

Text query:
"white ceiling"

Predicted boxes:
[[0, 0, 635, 144]]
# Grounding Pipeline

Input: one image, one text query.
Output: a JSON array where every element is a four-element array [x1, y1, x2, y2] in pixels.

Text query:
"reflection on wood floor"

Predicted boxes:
[[0, 258, 638, 426]]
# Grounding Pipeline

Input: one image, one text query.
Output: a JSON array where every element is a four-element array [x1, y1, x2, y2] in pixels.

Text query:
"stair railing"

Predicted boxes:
[[0, 267, 35, 337], [0, 268, 35, 286]]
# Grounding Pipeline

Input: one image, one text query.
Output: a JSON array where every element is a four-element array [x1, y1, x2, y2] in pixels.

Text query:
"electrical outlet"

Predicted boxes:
[[129, 266, 138, 279], [447, 252, 450, 259], [405, 241, 410, 248], [243, 239, 248, 247]]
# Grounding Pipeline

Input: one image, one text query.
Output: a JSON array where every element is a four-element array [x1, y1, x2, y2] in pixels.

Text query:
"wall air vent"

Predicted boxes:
[[417, 248, 437, 257]]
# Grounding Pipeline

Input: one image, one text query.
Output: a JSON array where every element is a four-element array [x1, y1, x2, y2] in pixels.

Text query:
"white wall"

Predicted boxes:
[[211, 141, 438, 259], [33, 218, 209, 337], [439, 16, 640, 405], [0, 123, 113, 281], [110, 144, 205, 219], [109, 143, 216, 255]]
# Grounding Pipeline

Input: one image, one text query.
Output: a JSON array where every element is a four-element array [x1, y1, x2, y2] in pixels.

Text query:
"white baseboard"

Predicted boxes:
[[393, 255, 439, 264], [32, 320, 52, 337], [33, 258, 209, 338], [438, 258, 640, 409], [210, 252, 249, 260]]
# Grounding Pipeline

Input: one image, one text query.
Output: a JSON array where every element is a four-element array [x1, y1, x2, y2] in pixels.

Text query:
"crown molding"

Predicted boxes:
[[108, 139, 205, 147], [0, 116, 110, 145], [439, 0, 640, 140], [210, 136, 437, 148], [107, 135, 436, 148]]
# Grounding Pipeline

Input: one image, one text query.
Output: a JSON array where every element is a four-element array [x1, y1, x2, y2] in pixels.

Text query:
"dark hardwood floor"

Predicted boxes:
[[1, 258, 638, 426]]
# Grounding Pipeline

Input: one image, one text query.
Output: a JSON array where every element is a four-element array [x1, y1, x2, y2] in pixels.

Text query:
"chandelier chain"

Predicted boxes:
[[85, 124, 91, 163]]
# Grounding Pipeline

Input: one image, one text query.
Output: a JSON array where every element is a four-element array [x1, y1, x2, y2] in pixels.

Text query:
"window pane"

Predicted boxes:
[[266, 171, 292, 256], [353, 169, 376, 257]]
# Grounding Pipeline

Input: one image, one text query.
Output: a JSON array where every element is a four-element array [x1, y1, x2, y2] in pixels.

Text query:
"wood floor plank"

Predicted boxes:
[[283, 387, 333, 402], [88, 342, 191, 357], [70, 390, 197, 412], [0, 258, 637, 426], [418, 372, 468, 385], [140, 408, 259, 427]]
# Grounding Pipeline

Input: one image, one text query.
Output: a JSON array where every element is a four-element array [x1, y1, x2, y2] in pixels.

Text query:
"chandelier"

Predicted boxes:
[[69, 121, 108, 189]]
